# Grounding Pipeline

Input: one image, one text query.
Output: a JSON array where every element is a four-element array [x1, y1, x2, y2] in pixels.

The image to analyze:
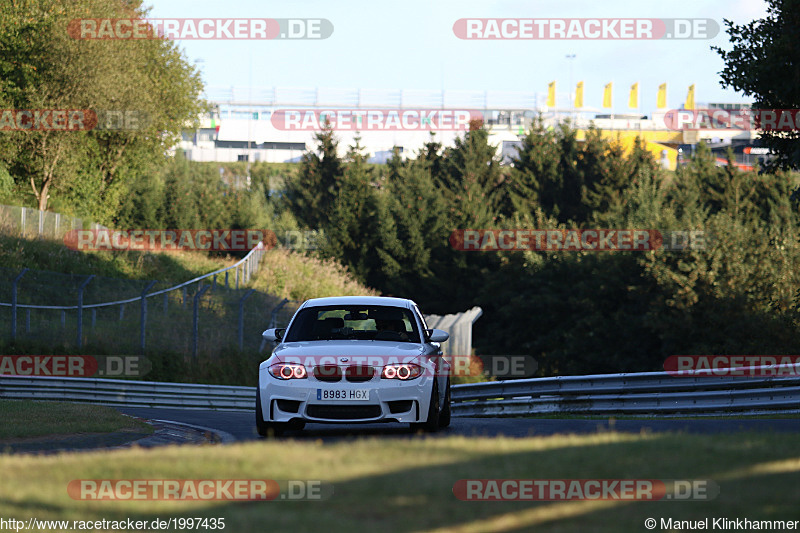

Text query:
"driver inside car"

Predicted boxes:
[[372, 309, 410, 341]]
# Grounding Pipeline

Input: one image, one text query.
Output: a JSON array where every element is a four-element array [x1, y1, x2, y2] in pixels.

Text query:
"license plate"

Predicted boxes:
[[317, 389, 370, 401]]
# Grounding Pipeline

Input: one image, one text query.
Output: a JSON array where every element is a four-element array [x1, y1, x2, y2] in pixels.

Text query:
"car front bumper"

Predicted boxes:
[[258, 370, 435, 424]]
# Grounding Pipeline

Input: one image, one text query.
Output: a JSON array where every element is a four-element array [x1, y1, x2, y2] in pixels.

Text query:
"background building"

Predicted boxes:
[[179, 86, 764, 171]]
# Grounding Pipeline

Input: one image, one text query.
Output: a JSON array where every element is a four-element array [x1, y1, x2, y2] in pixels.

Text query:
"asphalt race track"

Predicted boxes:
[[117, 407, 800, 443]]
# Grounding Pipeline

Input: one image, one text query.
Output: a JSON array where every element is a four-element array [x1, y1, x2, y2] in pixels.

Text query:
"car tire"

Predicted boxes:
[[411, 379, 440, 433], [439, 378, 451, 428], [256, 389, 286, 438]]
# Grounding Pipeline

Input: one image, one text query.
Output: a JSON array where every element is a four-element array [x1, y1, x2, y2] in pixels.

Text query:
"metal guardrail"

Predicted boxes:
[[2, 364, 800, 416], [451, 365, 800, 416], [0, 376, 254, 411]]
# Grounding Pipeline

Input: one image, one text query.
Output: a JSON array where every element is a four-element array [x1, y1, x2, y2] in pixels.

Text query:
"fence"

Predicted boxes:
[[425, 307, 483, 357], [0, 204, 106, 240], [0, 243, 300, 358]]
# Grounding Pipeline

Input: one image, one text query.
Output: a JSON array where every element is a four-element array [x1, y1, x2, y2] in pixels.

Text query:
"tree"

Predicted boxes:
[[321, 136, 399, 286], [284, 122, 343, 229], [437, 120, 504, 229], [377, 147, 450, 298], [713, 0, 800, 169], [506, 116, 559, 217], [0, 0, 204, 217]]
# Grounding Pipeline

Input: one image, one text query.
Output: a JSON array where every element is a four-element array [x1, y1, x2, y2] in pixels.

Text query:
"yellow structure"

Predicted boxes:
[[628, 83, 638, 109], [575, 130, 679, 170]]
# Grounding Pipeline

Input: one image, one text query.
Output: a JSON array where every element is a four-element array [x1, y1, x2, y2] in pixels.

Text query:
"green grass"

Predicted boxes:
[[0, 232, 377, 302], [249, 248, 378, 301], [0, 233, 377, 386], [0, 400, 152, 440], [1, 430, 799, 532], [0, 233, 235, 283]]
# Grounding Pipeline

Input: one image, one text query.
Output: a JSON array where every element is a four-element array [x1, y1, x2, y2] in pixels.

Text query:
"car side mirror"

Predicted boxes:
[[427, 329, 449, 343], [262, 328, 284, 342]]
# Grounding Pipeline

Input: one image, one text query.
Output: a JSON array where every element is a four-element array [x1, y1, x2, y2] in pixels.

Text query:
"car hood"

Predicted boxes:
[[269, 340, 426, 366]]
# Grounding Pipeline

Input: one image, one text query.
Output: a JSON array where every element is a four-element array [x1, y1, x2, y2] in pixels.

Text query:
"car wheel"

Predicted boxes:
[[439, 378, 451, 428], [411, 379, 440, 433], [256, 389, 286, 438]]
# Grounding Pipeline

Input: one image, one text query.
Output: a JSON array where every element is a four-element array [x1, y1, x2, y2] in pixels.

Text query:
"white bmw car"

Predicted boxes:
[[257, 296, 451, 436]]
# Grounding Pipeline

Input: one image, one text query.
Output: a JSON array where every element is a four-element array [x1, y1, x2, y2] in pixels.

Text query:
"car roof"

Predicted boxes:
[[300, 296, 417, 309]]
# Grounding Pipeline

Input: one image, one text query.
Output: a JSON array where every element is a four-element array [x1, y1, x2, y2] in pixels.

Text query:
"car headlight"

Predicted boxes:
[[381, 363, 422, 380], [269, 363, 308, 380]]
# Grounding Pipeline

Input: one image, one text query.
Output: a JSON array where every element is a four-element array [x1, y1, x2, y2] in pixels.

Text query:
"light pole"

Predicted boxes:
[[565, 54, 576, 122], [194, 58, 205, 160]]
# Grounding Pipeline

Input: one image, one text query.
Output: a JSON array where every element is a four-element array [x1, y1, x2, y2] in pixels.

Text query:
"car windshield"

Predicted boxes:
[[283, 305, 421, 343]]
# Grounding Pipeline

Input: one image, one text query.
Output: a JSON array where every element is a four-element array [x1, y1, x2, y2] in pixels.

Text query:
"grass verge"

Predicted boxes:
[[0, 400, 152, 440], [1, 430, 799, 532]]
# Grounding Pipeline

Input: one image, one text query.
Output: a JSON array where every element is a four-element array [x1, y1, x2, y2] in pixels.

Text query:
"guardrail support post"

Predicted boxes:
[[140, 280, 157, 354], [212, 274, 217, 291], [269, 298, 290, 329], [76, 274, 95, 348], [225, 270, 229, 288], [192, 284, 210, 363], [235, 266, 239, 290], [11, 268, 28, 341], [119, 305, 124, 321], [238, 289, 255, 350]]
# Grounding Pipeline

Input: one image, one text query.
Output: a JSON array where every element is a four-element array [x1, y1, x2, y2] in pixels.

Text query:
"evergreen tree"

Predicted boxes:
[[162, 151, 199, 229], [506, 116, 560, 217], [377, 148, 450, 298], [284, 122, 343, 229], [322, 137, 399, 286], [437, 120, 504, 229]]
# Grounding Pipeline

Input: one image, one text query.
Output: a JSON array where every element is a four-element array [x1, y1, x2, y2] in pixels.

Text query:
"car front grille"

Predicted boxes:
[[313, 364, 376, 382], [306, 404, 382, 420], [345, 365, 375, 382], [314, 365, 342, 382]]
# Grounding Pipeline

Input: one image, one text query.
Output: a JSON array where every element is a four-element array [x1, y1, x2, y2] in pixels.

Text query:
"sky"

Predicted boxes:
[[146, 0, 769, 115]]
